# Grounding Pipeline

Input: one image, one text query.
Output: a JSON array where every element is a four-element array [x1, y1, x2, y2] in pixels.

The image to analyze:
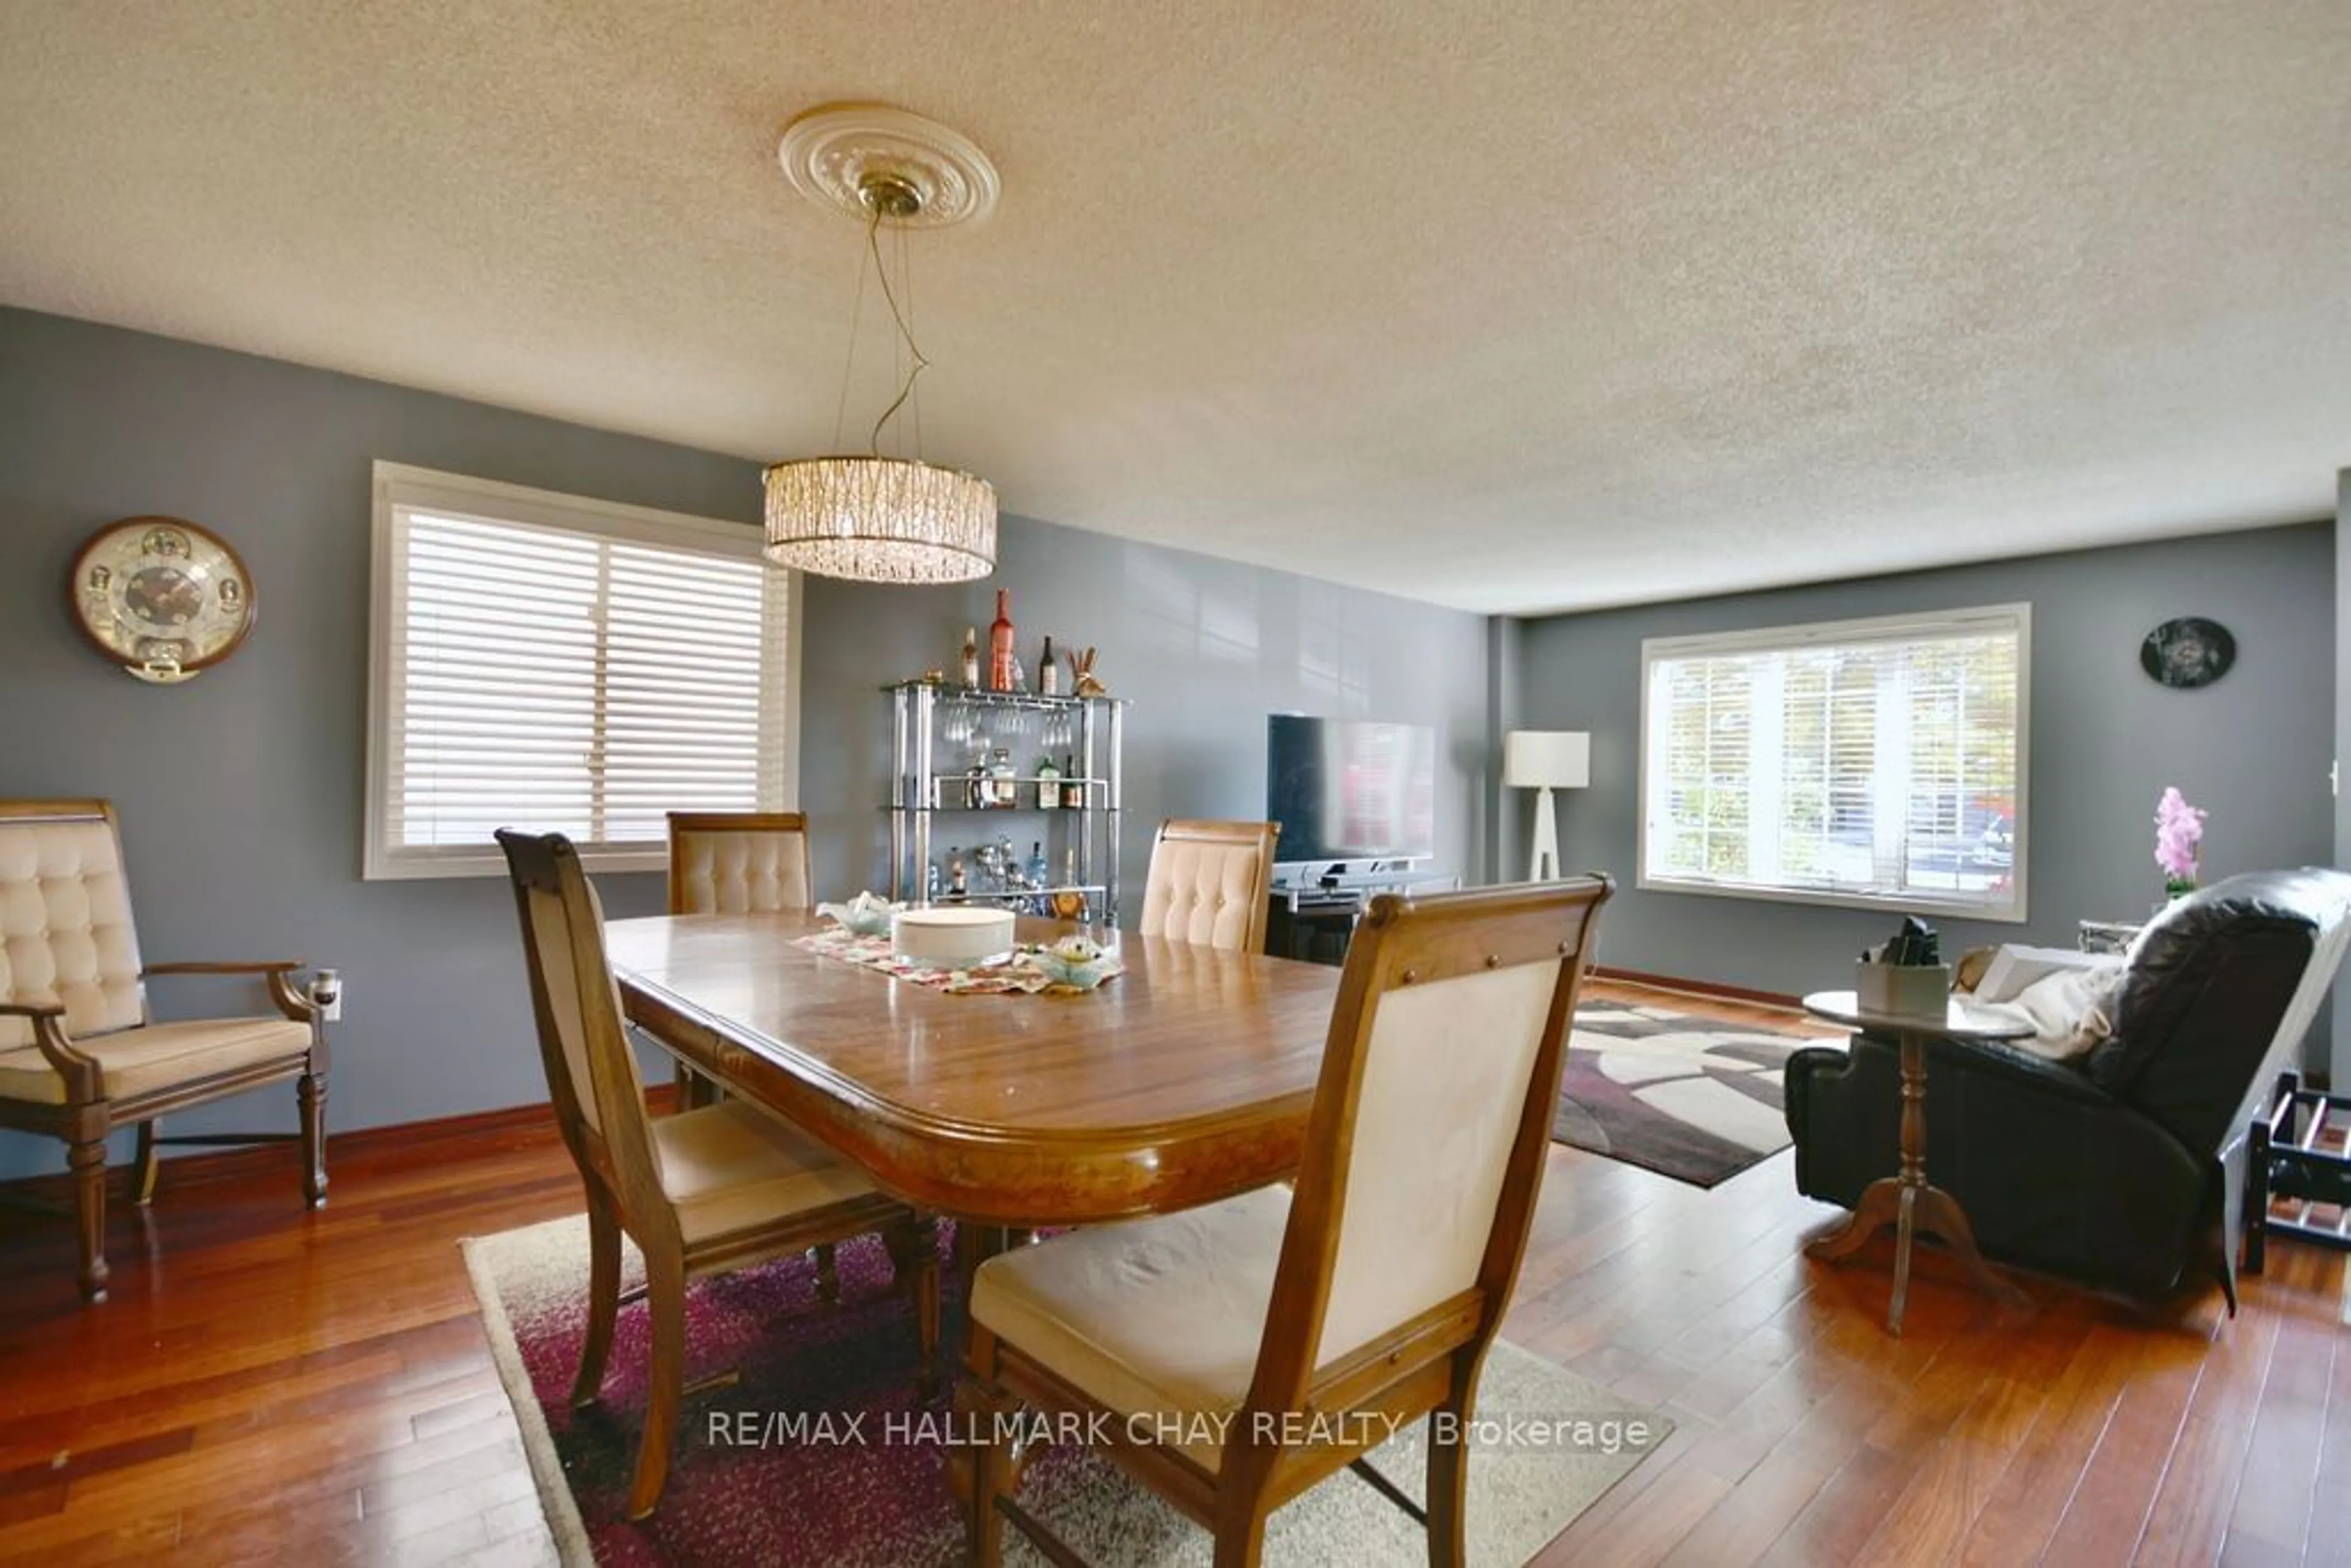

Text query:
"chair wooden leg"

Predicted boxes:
[[885, 1216, 943, 1397], [1211, 1505, 1269, 1568], [813, 1242, 841, 1302], [69, 1136, 110, 1302], [626, 1255, 688, 1521], [572, 1195, 624, 1409], [958, 1337, 1011, 1567], [673, 1059, 722, 1110], [133, 1120, 161, 1207], [1425, 1401, 1471, 1567], [298, 1068, 328, 1208]]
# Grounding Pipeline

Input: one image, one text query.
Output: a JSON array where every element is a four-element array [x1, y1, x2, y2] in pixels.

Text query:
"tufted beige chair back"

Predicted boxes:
[[667, 812, 815, 915], [0, 801, 147, 1049], [1137, 819, 1278, 953]]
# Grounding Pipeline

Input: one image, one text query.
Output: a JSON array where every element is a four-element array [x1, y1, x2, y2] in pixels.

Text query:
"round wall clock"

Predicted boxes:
[[2139, 616, 2234, 690], [67, 516, 255, 683]]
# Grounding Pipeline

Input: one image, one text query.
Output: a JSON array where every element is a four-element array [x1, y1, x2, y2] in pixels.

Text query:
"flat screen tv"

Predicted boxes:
[[1265, 714, 1437, 866]]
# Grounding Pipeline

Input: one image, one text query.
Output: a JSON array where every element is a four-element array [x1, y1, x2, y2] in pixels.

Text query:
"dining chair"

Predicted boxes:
[[498, 828, 940, 1520], [666, 810, 814, 916], [960, 875, 1613, 1566], [0, 798, 329, 1303], [664, 809, 852, 1292], [1138, 818, 1280, 953]]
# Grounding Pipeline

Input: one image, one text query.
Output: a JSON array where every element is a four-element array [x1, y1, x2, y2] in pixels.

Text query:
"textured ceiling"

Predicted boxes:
[[1, 1, 2346, 615]]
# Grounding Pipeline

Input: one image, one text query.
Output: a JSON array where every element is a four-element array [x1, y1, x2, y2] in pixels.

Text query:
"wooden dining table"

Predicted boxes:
[[604, 912, 1343, 1228]]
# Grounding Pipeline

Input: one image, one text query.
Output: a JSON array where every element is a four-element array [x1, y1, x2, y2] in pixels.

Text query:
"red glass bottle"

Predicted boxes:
[[989, 589, 1016, 691]]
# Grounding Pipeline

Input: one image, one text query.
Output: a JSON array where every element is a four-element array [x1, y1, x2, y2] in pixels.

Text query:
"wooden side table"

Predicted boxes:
[[1800, 989, 2036, 1335]]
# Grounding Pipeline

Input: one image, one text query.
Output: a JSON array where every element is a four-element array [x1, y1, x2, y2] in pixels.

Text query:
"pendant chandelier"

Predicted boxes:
[[763, 105, 1000, 585]]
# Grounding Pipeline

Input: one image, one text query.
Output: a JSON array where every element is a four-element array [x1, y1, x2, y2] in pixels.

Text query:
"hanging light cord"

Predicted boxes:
[[827, 210, 870, 454], [863, 201, 930, 458]]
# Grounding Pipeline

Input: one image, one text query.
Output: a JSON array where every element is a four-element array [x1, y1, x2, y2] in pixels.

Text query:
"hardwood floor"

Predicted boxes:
[[1, 979, 2344, 1566]]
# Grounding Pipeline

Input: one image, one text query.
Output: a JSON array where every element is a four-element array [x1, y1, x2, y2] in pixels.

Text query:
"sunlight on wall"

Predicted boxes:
[[1297, 579, 1373, 713], [1122, 549, 1262, 665]]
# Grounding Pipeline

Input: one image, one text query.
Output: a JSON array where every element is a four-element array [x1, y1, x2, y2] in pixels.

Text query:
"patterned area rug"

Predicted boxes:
[[1555, 1003, 1823, 1188], [465, 1215, 1667, 1566]]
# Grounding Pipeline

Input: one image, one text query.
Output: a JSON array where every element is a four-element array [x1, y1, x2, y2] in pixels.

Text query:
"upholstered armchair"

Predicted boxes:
[[1138, 818, 1280, 953], [1785, 868, 2351, 1308], [0, 800, 328, 1302]]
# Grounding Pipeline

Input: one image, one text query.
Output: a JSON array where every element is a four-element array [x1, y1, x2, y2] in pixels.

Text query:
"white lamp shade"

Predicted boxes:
[[1503, 730, 1590, 790]]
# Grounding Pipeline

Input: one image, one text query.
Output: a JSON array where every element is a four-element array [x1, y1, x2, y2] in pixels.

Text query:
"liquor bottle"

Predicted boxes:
[[947, 848, 966, 898], [1035, 754, 1060, 811], [926, 860, 942, 902], [959, 627, 979, 688], [1061, 753, 1079, 809], [989, 590, 1016, 691], [1028, 840, 1049, 890], [1050, 846, 1087, 920], [1040, 634, 1060, 696], [989, 748, 1016, 808]]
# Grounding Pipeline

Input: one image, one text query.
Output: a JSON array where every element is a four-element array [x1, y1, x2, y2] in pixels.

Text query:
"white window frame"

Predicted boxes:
[[1637, 603, 2030, 923], [364, 462, 801, 880]]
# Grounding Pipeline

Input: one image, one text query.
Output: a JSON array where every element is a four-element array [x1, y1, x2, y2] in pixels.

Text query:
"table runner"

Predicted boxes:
[[794, 926, 1122, 996]]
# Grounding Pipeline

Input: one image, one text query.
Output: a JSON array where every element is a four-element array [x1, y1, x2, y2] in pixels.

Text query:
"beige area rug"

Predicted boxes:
[[465, 1214, 1668, 1566]]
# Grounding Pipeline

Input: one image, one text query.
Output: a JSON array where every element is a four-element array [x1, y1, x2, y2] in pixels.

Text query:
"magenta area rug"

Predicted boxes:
[[465, 1217, 1665, 1566], [1555, 1003, 1820, 1188]]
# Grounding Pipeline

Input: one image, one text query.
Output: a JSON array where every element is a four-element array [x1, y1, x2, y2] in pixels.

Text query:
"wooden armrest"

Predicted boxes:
[[0, 1003, 97, 1098], [141, 962, 320, 1026]]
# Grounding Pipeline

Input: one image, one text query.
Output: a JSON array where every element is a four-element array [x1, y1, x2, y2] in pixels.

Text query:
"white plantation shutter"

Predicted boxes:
[[1640, 606, 2027, 920], [366, 466, 795, 879]]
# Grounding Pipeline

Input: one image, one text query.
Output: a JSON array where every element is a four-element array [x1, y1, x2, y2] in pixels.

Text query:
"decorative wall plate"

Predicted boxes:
[[68, 516, 255, 683], [2139, 616, 2233, 689]]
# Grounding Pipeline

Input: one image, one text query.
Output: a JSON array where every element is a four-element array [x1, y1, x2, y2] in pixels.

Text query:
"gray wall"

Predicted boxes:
[[1518, 524, 2338, 1054], [2, 302, 2331, 1192], [0, 308, 1491, 1182], [794, 523, 1493, 912]]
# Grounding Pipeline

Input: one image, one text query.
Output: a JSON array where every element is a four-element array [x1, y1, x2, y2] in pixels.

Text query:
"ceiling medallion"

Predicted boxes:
[[776, 103, 1000, 230]]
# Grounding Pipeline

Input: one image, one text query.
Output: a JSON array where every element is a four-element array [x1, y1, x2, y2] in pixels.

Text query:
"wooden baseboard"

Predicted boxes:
[[0, 1086, 677, 1207], [1588, 964, 1804, 1011]]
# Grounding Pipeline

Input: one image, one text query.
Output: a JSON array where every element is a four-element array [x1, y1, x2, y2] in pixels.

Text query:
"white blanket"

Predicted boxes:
[[1972, 958, 2127, 1060]]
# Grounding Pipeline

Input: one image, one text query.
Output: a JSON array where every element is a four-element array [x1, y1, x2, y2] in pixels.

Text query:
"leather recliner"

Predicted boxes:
[[1783, 867, 2351, 1307]]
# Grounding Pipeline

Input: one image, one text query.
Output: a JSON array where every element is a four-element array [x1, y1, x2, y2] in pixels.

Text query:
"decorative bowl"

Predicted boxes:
[[893, 906, 1016, 968], [817, 891, 901, 937], [1029, 937, 1115, 991]]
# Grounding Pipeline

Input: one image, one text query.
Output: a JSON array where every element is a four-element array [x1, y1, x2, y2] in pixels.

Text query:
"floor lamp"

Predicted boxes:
[[1504, 730, 1590, 882]]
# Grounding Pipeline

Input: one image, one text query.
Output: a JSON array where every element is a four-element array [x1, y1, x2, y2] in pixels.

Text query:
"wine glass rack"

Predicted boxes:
[[884, 681, 1126, 924]]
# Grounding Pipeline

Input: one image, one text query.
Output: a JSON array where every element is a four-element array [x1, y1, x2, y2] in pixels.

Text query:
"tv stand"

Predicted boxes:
[[1267, 866, 1461, 965]]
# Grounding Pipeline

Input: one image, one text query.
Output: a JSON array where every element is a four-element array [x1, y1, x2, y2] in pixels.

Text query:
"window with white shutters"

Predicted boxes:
[[365, 463, 797, 879], [1638, 606, 2027, 920]]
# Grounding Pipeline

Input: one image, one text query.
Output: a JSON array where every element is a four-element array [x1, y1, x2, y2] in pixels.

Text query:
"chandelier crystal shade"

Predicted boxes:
[[762, 456, 997, 583], [762, 104, 1003, 586]]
